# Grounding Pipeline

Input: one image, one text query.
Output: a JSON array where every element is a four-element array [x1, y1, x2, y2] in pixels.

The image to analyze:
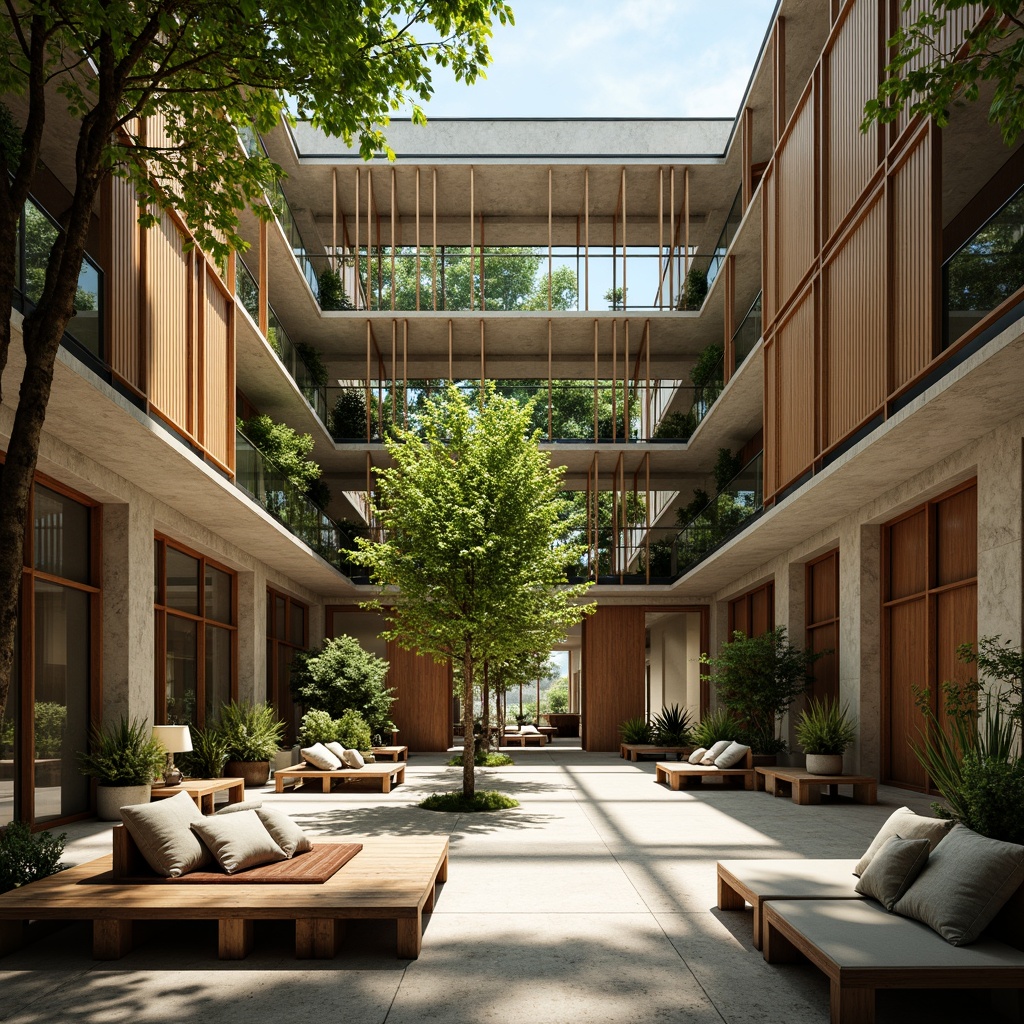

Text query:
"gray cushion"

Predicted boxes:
[[714, 741, 750, 769], [256, 806, 313, 859], [190, 810, 287, 874], [855, 835, 930, 910], [688, 747, 707, 765], [893, 824, 1024, 945], [341, 748, 365, 769], [120, 790, 212, 877], [300, 743, 342, 770], [324, 741, 347, 762], [700, 740, 732, 765], [854, 806, 951, 876], [214, 799, 263, 815]]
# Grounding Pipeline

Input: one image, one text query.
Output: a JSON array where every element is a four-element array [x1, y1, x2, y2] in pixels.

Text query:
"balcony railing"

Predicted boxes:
[[266, 308, 328, 424], [677, 186, 744, 311], [14, 194, 103, 360], [943, 181, 1024, 349], [271, 181, 322, 302], [237, 257, 259, 322], [733, 292, 762, 371], [235, 429, 359, 575]]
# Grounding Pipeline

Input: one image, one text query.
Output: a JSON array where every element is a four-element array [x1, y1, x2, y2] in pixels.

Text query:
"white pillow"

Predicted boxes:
[[700, 739, 733, 765], [301, 743, 342, 770], [714, 741, 750, 769], [341, 748, 365, 769], [521, 724, 540, 734], [688, 747, 707, 765], [324, 741, 347, 762]]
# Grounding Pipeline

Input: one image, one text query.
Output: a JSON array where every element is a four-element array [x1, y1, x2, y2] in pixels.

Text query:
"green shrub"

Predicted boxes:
[[77, 716, 166, 786], [418, 791, 519, 812], [295, 341, 328, 387], [690, 342, 722, 387], [794, 699, 856, 755], [653, 408, 696, 440], [298, 709, 337, 746], [177, 726, 230, 779], [682, 266, 708, 310], [448, 751, 514, 767], [546, 679, 569, 714], [951, 751, 1024, 844], [0, 822, 66, 894], [34, 701, 66, 758], [713, 447, 743, 493], [693, 708, 743, 748], [290, 635, 395, 736], [334, 709, 372, 752], [237, 414, 322, 492], [619, 716, 652, 744], [331, 389, 367, 438], [651, 704, 693, 746], [218, 701, 285, 762], [317, 267, 354, 311]]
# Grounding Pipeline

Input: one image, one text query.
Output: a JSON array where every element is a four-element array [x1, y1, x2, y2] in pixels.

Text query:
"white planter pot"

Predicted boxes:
[[805, 753, 844, 776], [96, 783, 151, 821]]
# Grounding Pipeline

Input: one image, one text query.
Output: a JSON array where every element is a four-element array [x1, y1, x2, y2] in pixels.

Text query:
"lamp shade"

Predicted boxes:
[[152, 724, 193, 754]]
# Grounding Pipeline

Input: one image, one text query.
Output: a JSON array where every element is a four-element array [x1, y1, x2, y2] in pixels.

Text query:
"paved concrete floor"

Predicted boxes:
[[0, 746, 1015, 1023]]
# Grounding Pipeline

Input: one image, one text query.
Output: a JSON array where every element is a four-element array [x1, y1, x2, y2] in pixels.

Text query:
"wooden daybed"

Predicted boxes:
[[275, 761, 405, 793], [654, 750, 755, 790], [0, 827, 448, 962], [502, 732, 546, 747]]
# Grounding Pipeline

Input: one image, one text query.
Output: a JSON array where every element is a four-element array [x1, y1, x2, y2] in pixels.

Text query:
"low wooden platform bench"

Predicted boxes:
[[502, 732, 546, 747], [655, 750, 754, 790], [762, 898, 1024, 1024], [0, 828, 448, 962], [275, 761, 405, 793], [620, 743, 692, 762], [755, 767, 877, 805]]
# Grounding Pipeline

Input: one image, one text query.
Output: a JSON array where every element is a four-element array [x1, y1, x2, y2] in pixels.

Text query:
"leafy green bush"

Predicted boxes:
[[713, 448, 743, 493], [690, 342, 722, 387], [619, 716, 652, 744], [77, 716, 166, 786], [448, 751, 514, 767], [237, 414, 322, 492], [795, 699, 856, 755], [546, 678, 569, 714], [177, 726, 230, 779], [334, 709, 372, 752], [653, 408, 696, 440], [331, 389, 367, 438], [317, 267, 354, 311], [651, 704, 693, 746], [682, 266, 708, 310], [295, 341, 328, 386], [952, 752, 1024, 844], [34, 701, 66, 758], [218, 701, 285, 762], [419, 791, 519, 812], [0, 822, 66, 894], [693, 707, 744, 748], [290, 635, 395, 736], [298, 709, 337, 746]]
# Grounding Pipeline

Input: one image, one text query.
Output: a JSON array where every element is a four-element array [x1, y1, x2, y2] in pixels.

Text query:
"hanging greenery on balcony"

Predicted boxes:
[[237, 414, 329, 509]]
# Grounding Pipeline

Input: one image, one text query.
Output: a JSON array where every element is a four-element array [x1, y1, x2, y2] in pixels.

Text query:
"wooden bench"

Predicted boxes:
[[371, 745, 409, 762], [620, 743, 692, 762], [755, 767, 877, 805], [654, 750, 754, 790], [275, 762, 405, 793], [150, 777, 246, 814], [502, 732, 546, 746], [762, 898, 1024, 1024], [0, 829, 448, 962]]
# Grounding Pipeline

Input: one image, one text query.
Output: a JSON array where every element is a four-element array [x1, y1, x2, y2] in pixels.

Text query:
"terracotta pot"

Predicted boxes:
[[96, 783, 151, 821], [224, 760, 270, 788], [805, 753, 844, 776]]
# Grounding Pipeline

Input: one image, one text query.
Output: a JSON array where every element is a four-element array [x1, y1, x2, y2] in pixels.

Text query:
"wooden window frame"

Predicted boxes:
[[266, 586, 308, 737], [805, 548, 840, 703]]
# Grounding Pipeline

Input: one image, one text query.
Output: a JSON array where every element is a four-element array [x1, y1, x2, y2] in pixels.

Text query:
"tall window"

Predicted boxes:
[[267, 588, 308, 744], [728, 581, 775, 638], [0, 467, 98, 826], [154, 537, 236, 727]]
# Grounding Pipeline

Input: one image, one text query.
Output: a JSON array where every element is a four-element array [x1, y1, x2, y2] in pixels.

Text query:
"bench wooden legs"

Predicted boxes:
[[716, 874, 746, 913], [219, 918, 253, 960], [0, 920, 25, 956], [296, 918, 344, 958], [93, 919, 133, 959], [397, 910, 422, 959], [830, 982, 874, 1024]]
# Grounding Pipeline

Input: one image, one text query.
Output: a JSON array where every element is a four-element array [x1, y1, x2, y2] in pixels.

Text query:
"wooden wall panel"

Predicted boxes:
[[108, 176, 142, 389], [891, 130, 934, 389], [763, 337, 777, 496], [776, 84, 817, 313], [728, 581, 775, 638], [386, 640, 452, 751], [936, 485, 978, 586], [807, 549, 839, 704], [824, 0, 879, 237], [774, 288, 816, 491], [886, 596, 928, 789], [581, 606, 645, 751], [203, 276, 231, 468], [147, 209, 189, 430], [888, 509, 927, 599], [763, 164, 777, 323], [824, 195, 886, 446]]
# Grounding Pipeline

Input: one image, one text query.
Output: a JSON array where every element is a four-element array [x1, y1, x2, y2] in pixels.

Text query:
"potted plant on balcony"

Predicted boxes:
[[219, 701, 286, 787], [78, 716, 166, 821], [795, 698, 857, 775]]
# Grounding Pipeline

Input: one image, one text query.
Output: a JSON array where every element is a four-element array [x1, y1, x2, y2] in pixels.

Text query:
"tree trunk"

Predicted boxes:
[[461, 641, 475, 798], [480, 660, 490, 753]]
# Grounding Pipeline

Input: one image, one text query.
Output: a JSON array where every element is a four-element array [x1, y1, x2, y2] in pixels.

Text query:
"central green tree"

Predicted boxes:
[[353, 384, 593, 798]]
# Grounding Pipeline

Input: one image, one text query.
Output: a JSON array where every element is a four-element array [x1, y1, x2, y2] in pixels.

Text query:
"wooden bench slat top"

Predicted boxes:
[[755, 768, 876, 785], [0, 836, 447, 920], [620, 744, 692, 761], [276, 763, 405, 778]]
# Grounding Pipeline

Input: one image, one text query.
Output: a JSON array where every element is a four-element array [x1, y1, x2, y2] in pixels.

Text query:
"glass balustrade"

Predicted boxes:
[[733, 292, 762, 371], [236, 258, 259, 323]]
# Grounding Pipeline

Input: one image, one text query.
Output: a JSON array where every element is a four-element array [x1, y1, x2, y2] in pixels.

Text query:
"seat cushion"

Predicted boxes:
[[341, 748, 365, 769], [688, 747, 707, 765], [214, 799, 263, 815], [300, 743, 342, 770], [191, 810, 287, 874], [714, 741, 750, 769], [324, 741, 347, 762], [854, 806, 951, 876], [120, 790, 213, 878], [701, 740, 732, 765], [855, 835, 930, 910], [256, 806, 313, 858], [893, 824, 1024, 945]]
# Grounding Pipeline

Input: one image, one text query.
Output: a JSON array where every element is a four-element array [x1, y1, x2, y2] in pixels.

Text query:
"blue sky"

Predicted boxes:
[[413, 0, 778, 119]]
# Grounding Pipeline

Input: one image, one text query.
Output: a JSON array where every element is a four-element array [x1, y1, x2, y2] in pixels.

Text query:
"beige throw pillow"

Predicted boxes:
[[324, 741, 347, 762], [256, 806, 313, 858], [120, 790, 212, 877], [190, 810, 287, 875], [341, 748, 365, 769], [854, 806, 951, 876], [301, 743, 342, 770], [688, 747, 707, 765], [214, 799, 263, 815], [714, 741, 750, 769], [854, 835, 930, 910], [700, 740, 732, 765]]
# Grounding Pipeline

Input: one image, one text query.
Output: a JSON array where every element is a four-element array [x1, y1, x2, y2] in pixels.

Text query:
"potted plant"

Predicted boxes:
[[619, 717, 653, 745], [78, 716, 166, 821], [795, 698, 857, 775], [651, 704, 693, 748], [700, 627, 822, 764], [219, 701, 286, 787], [176, 725, 231, 780]]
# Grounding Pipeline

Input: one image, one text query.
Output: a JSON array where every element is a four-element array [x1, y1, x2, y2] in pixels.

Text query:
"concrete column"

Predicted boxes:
[[235, 568, 266, 705], [309, 602, 327, 648], [101, 501, 156, 725]]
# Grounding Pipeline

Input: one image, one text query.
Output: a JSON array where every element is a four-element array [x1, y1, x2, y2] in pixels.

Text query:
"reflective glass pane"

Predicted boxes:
[[33, 484, 90, 583], [33, 581, 90, 823], [154, 539, 161, 604], [205, 625, 232, 725], [166, 616, 198, 726], [165, 547, 200, 615], [205, 565, 232, 624], [289, 601, 306, 647], [23, 204, 59, 305], [275, 596, 287, 641], [0, 622, 17, 826], [72, 259, 101, 358], [277, 644, 299, 744]]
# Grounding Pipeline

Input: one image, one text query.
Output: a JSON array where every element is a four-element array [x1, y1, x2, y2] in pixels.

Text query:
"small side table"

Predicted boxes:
[[371, 745, 409, 762], [150, 777, 246, 815]]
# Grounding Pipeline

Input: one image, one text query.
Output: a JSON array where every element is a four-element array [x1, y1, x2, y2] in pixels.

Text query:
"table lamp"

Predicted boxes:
[[152, 725, 193, 787]]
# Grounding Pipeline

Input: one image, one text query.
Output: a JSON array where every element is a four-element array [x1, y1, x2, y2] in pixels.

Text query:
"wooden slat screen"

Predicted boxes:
[[386, 640, 453, 752], [773, 287, 816, 492], [806, 549, 839, 703], [203, 273, 231, 467], [147, 208, 189, 429], [581, 606, 645, 751], [727, 581, 775, 639], [108, 176, 142, 389]]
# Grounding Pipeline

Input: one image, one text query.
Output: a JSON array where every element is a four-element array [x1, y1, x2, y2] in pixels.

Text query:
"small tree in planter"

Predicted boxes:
[[700, 628, 821, 758], [795, 699, 857, 775]]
